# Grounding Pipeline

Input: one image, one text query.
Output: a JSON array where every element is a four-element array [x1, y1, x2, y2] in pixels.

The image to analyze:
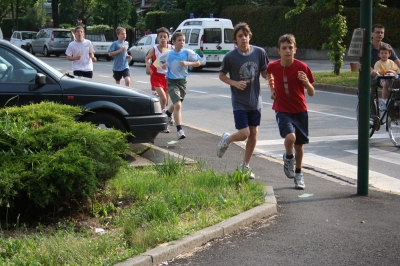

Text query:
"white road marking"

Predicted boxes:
[[189, 90, 208, 94], [268, 152, 400, 193], [136, 81, 149, 84], [257, 134, 388, 146], [345, 148, 400, 165], [98, 75, 110, 78]]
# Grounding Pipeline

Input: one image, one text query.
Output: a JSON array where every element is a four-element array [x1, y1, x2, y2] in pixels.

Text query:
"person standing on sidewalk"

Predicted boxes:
[[145, 27, 174, 133], [108, 27, 132, 87], [159, 32, 201, 140], [267, 34, 315, 189], [66, 26, 96, 78], [216, 22, 268, 179]]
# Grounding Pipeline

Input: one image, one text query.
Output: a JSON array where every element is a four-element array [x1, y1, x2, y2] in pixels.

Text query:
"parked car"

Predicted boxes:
[[128, 34, 158, 66], [0, 28, 3, 40], [10, 31, 37, 51], [29, 28, 73, 57], [0, 40, 167, 143], [85, 33, 112, 61]]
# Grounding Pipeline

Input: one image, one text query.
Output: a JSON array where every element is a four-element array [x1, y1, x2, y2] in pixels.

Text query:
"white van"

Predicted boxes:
[[174, 18, 234, 70]]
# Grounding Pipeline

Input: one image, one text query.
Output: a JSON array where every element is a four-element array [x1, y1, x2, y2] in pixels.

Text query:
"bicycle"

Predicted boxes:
[[357, 74, 400, 147]]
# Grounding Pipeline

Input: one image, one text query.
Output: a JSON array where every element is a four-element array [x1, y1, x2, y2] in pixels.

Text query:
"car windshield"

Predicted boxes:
[[22, 32, 36, 40], [54, 31, 72, 38]]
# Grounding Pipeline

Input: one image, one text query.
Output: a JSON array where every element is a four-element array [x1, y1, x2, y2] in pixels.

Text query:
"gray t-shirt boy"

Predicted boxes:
[[220, 45, 268, 111]]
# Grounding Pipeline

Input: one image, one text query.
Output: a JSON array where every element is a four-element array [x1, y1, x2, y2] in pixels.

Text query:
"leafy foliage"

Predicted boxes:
[[0, 102, 128, 218]]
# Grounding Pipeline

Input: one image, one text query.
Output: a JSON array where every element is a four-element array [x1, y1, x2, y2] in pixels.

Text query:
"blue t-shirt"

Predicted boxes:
[[159, 49, 200, 79], [108, 40, 129, 71], [220, 45, 268, 111]]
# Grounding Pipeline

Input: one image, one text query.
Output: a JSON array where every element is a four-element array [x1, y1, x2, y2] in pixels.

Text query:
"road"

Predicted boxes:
[[39, 55, 400, 193]]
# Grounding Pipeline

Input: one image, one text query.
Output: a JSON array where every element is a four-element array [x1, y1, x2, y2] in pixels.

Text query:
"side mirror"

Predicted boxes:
[[35, 73, 46, 85]]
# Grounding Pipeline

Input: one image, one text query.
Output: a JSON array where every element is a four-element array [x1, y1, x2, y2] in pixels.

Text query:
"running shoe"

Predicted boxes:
[[217, 132, 230, 158], [242, 164, 255, 179], [163, 109, 174, 126], [294, 172, 305, 189], [283, 153, 295, 179], [379, 100, 388, 112], [177, 129, 186, 140]]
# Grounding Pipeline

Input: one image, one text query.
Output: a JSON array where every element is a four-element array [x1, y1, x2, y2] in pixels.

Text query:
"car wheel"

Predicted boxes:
[[28, 45, 35, 55], [129, 60, 134, 66], [82, 112, 126, 132], [43, 47, 50, 57], [106, 55, 112, 61]]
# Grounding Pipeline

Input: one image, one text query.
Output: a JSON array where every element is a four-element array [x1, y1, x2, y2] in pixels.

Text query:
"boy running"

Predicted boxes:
[[159, 32, 201, 139], [145, 27, 174, 133], [108, 27, 132, 86], [267, 34, 315, 189], [216, 22, 268, 179], [66, 26, 96, 78]]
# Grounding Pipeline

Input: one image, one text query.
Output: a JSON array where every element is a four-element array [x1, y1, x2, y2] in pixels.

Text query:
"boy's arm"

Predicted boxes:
[[180, 60, 201, 67], [145, 48, 155, 75], [298, 71, 315, 96], [219, 72, 248, 90], [266, 71, 276, 99]]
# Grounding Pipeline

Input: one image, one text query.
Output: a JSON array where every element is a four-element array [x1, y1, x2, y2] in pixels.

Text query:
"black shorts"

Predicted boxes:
[[275, 111, 309, 145], [113, 68, 130, 81], [73, 70, 93, 78]]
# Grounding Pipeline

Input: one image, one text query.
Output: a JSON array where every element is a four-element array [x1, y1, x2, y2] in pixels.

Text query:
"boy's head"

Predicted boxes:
[[74, 26, 85, 41], [378, 43, 392, 60], [116, 27, 126, 41], [74, 26, 84, 33], [171, 32, 185, 49], [157, 27, 170, 43], [232, 22, 252, 44], [277, 34, 297, 59]]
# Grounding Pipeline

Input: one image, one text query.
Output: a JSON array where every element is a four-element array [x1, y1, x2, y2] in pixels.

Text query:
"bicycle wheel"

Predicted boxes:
[[387, 101, 400, 147], [357, 98, 379, 138]]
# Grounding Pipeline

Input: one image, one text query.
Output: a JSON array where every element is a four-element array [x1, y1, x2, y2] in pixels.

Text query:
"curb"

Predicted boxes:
[[114, 186, 277, 266], [314, 83, 358, 95]]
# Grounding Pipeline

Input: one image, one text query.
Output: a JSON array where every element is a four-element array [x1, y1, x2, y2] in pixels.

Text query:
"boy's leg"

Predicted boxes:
[[380, 82, 388, 111], [294, 144, 304, 170], [155, 87, 168, 109], [243, 125, 258, 165], [124, 76, 131, 87], [113, 71, 122, 85], [284, 133, 296, 156], [173, 100, 182, 126]]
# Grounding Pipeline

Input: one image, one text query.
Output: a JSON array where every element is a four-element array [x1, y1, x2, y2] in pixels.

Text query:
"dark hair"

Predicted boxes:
[[372, 24, 385, 32], [278, 34, 296, 48], [379, 43, 392, 53], [172, 32, 185, 41], [232, 22, 252, 43], [157, 27, 169, 36]]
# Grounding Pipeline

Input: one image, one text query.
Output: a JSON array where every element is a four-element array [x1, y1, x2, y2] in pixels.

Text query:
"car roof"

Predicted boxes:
[[40, 28, 71, 31], [13, 31, 37, 33]]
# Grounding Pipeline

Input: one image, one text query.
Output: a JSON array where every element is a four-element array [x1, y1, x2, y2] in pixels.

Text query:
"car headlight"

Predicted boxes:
[[152, 97, 162, 114]]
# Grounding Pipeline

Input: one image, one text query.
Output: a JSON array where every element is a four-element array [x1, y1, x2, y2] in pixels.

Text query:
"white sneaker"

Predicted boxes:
[[177, 129, 186, 140], [242, 164, 255, 179], [294, 172, 305, 189], [379, 100, 388, 112], [283, 153, 295, 179], [217, 132, 230, 158], [161, 126, 170, 133], [162, 109, 174, 126]]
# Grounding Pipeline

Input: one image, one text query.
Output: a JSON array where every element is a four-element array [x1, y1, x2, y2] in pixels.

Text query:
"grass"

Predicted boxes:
[[313, 70, 359, 87], [0, 156, 265, 265]]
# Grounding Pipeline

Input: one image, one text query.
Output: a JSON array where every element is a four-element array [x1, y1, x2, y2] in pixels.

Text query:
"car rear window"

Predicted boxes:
[[204, 28, 221, 43], [53, 31, 72, 38], [224, 29, 233, 43]]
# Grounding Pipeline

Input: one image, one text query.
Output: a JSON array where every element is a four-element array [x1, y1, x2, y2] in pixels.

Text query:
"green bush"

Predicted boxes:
[[145, 11, 166, 33], [0, 102, 129, 218]]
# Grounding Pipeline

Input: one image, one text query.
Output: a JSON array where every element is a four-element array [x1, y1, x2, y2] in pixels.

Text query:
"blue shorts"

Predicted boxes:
[[73, 70, 93, 78], [113, 68, 130, 81], [233, 109, 261, 130], [275, 111, 309, 145]]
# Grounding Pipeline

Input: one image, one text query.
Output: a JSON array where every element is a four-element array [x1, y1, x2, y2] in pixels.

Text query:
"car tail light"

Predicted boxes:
[[200, 35, 204, 52], [51, 32, 54, 41]]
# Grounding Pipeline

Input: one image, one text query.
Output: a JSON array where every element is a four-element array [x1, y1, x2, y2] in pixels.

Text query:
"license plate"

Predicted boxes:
[[60, 41, 68, 44], [98, 47, 107, 50], [206, 55, 219, 61]]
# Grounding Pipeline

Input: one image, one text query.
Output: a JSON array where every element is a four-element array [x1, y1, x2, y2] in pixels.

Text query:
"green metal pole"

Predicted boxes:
[[357, 0, 372, 196]]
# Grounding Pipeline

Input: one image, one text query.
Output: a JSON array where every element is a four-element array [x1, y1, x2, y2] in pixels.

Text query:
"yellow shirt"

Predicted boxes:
[[374, 59, 398, 74]]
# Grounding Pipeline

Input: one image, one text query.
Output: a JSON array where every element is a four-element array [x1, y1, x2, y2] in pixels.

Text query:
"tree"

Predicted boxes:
[[286, 0, 347, 75], [94, 0, 131, 37], [26, 1, 47, 30]]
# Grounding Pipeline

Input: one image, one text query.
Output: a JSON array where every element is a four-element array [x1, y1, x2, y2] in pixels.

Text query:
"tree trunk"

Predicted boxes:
[[52, 0, 59, 28]]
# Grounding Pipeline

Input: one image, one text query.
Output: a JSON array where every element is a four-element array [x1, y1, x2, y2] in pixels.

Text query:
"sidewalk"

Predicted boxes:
[[118, 121, 400, 265]]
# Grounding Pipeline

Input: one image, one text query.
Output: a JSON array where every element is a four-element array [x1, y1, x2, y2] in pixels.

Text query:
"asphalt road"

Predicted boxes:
[[36, 55, 400, 193]]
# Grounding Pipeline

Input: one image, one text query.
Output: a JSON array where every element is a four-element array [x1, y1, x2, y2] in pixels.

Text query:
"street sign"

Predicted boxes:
[[348, 28, 365, 57]]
